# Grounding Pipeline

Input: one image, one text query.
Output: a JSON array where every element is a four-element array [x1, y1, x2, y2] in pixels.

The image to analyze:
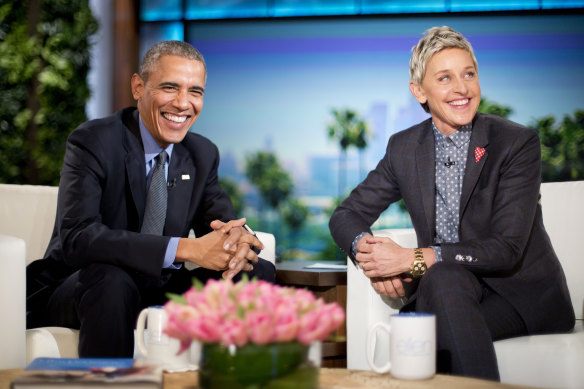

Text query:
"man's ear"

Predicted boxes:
[[130, 73, 144, 101], [409, 81, 427, 105]]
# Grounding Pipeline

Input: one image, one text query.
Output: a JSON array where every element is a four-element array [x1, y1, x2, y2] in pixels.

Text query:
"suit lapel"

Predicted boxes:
[[415, 122, 437, 238], [123, 109, 147, 226], [460, 114, 489, 220], [165, 143, 196, 237]]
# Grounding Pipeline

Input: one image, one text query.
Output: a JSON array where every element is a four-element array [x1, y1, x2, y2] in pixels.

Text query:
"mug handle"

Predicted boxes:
[[366, 322, 392, 374], [136, 308, 150, 357]]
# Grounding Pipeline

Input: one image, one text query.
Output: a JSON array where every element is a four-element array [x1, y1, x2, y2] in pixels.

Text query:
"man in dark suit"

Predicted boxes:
[[26, 40, 275, 357], [329, 26, 574, 380]]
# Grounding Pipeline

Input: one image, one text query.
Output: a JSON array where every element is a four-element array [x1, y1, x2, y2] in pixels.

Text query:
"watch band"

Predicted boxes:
[[410, 248, 427, 277]]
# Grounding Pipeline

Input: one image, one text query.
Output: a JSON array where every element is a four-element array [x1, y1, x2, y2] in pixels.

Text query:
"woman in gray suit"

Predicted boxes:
[[329, 26, 574, 381]]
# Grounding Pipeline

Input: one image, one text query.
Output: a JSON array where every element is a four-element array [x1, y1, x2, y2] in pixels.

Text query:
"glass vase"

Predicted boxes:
[[199, 341, 320, 389]]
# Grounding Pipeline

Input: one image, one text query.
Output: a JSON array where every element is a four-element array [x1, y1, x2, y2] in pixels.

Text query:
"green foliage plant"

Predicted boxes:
[[477, 98, 584, 181], [477, 96, 513, 119], [535, 110, 584, 182], [245, 151, 293, 209], [0, 0, 98, 184], [219, 176, 245, 217]]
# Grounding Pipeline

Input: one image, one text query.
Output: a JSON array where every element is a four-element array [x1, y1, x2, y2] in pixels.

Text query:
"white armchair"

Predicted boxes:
[[0, 183, 276, 366], [0, 235, 26, 369], [346, 181, 584, 389]]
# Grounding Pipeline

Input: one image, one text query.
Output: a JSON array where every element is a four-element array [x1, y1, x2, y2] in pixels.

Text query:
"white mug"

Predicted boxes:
[[366, 312, 436, 380], [136, 306, 196, 371]]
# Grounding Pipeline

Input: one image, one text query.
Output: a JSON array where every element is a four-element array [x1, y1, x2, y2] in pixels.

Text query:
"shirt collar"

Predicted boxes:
[[138, 115, 174, 165], [432, 122, 473, 149]]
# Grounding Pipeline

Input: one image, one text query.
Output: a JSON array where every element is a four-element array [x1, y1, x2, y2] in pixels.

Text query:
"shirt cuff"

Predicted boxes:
[[351, 231, 370, 257], [163, 237, 181, 269], [431, 246, 442, 262]]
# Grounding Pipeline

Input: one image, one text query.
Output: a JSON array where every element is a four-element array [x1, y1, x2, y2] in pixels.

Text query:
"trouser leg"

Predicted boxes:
[[412, 262, 519, 381], [48, 263, 141, 357], [45, 258, 276, 358]]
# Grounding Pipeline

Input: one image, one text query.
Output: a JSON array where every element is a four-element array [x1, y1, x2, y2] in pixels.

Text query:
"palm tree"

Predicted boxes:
[[327, 109, 370, 196]]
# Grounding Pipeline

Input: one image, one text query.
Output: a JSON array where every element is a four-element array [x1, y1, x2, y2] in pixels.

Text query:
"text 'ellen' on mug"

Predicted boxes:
[[366, 312, 436, 380]]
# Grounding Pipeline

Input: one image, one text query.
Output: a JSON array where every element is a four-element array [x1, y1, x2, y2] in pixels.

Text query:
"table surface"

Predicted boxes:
[[275, 260, 347, 287], [0, 367, 537, 389]]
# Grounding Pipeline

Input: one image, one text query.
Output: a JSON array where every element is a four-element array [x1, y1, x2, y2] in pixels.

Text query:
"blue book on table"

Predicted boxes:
[[11, 357, 162, 388], [25, 357, 135, 371]]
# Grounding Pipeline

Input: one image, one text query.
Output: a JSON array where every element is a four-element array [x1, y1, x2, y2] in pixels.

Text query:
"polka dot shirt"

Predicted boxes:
[[432, 123, 472, 259]]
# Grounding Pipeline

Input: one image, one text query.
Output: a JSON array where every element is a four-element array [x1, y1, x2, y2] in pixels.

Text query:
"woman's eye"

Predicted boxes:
[[465, 72, 475, 78], [439, 75, 450, 82]]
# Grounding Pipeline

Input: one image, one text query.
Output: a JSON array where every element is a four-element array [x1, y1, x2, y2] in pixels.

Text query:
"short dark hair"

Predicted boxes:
[[139, 40, 207, 81]]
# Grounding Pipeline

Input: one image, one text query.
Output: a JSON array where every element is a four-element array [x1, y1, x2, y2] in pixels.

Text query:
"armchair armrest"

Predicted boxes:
[[346, 228, 417, 370], [0, 234, 26, 368], [255, 231, 276, 265]]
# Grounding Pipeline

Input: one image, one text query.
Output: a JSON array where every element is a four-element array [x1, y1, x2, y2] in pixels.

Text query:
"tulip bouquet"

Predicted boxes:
[[163, 277, 345, 352]]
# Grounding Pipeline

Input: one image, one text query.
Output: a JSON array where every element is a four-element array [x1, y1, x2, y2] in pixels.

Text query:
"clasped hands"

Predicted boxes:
[[355, 235, 413, 299], [176, 217, 263, 280]]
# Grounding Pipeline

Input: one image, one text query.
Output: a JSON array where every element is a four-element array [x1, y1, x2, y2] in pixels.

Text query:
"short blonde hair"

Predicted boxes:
[[409, 26, 478, 112]]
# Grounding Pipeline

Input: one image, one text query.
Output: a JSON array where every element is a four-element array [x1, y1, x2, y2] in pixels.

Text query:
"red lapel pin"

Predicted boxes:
[[475, 147, 486, 163]]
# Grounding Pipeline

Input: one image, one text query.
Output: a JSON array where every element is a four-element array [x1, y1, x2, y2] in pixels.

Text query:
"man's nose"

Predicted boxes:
[[174, 90, 189, 109]]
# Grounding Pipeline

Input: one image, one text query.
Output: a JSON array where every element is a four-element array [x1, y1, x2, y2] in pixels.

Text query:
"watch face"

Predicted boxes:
[[411, 261, 427, 277]]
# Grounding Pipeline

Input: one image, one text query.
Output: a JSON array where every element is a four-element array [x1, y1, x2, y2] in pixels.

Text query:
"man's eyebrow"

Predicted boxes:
[[159, 81, 179, 87], [190, 86, 205, 93], [158, 82, 204, 93]]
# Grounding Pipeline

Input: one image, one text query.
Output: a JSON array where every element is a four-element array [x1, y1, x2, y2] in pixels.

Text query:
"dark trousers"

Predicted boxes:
[[402, 262, 527, 381], [42, 259, 275, 357]]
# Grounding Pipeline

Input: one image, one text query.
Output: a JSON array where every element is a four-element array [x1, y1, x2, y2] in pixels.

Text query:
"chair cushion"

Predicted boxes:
[[495, 321, 584, 389]]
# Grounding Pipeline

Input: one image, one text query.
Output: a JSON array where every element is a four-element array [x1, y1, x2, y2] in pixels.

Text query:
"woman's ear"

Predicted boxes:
[[409, 81, 427, 104]]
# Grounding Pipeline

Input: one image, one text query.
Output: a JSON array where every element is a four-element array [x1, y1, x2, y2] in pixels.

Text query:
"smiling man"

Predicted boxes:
[[26, 41, 275, 357], [329, 27, 574, 380]]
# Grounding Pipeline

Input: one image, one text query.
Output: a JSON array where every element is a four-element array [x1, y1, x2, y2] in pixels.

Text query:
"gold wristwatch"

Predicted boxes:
[[410, 248, 427, 277]]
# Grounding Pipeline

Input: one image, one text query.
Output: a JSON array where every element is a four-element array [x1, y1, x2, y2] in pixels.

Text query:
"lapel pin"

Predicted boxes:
[[182, 174, 190, 180], [475, 147, 486, 163]]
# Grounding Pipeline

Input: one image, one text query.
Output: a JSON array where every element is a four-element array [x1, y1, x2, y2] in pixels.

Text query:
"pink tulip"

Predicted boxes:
[[163, 279, 345, 347], [184, 313, 222, 343], [297, 303, 345, 344], [219, 317, 248, 347], [245, 310, 274, 344], [273, 302, 299, 342]]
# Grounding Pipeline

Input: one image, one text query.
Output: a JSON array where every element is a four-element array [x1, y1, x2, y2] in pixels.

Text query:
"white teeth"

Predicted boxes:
[[162, 113, 187, 123], [449, 99, 469, 106]]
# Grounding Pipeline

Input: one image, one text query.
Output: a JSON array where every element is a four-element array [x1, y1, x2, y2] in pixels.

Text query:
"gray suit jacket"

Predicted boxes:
[[330, 113, 574, 333]]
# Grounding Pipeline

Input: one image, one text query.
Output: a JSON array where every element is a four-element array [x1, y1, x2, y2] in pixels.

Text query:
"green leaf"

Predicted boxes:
[[165, 293, 187, 305], [192, 277, 205, 291]]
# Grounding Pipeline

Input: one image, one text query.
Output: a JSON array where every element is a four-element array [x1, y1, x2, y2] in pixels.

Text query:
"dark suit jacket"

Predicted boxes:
[[330, 113, 574, 334], [32, 107, 236, 284]]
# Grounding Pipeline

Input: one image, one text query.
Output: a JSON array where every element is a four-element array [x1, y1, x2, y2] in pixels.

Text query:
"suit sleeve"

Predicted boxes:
[[56, 126, 167, 277], [329, 135, 403, 257]]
